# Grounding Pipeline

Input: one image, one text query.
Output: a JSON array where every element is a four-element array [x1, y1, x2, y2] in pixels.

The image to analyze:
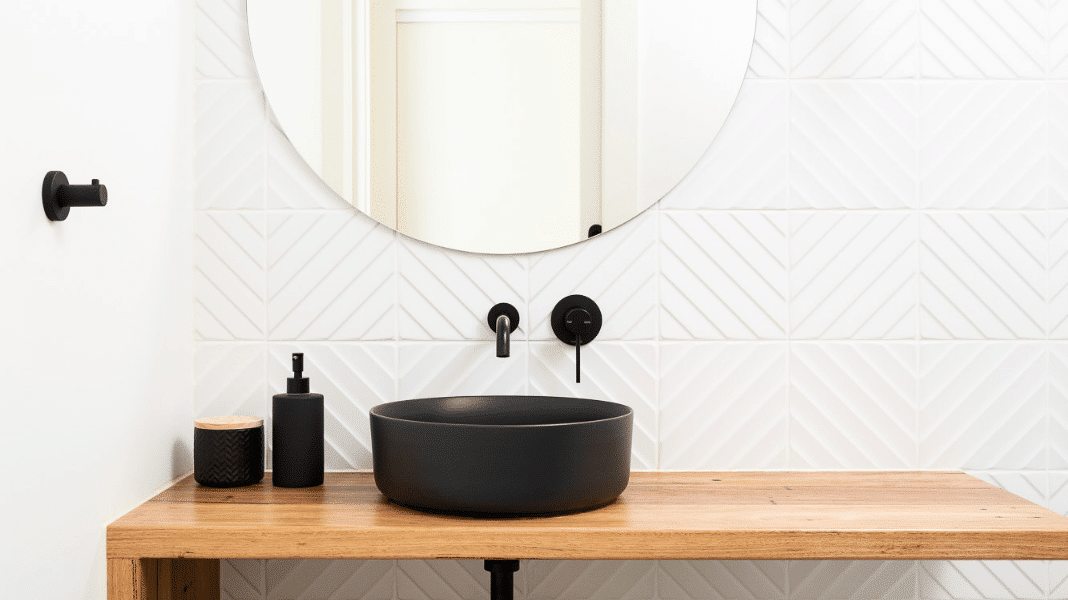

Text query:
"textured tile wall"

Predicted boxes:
[[194, 0, 1068, 598]]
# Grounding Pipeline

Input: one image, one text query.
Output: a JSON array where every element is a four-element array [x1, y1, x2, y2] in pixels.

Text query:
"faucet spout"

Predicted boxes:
[[496, 314, 511, 358], [487, 303, 520, 359]]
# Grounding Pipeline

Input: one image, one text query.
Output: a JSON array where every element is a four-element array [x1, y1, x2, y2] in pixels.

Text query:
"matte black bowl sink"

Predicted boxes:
[[370, 396, 633, 515]]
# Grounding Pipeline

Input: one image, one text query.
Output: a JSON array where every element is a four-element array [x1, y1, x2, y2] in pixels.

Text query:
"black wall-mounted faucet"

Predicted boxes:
[[487, 303, 520, 358], [551, 295, 602, 382]]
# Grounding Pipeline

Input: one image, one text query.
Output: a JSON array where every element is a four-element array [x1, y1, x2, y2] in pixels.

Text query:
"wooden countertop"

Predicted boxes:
[[106, 471, 1068, 561]]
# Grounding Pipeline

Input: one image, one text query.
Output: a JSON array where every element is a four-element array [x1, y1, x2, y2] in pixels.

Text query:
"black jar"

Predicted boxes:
[[193, 416, 265, 487]]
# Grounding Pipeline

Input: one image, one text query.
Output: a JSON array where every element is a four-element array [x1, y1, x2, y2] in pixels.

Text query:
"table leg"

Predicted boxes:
[[108, 558, 219, 600]]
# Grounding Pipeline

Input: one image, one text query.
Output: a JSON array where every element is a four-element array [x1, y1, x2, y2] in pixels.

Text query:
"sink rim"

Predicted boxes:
[[370, 395, 633, 429]]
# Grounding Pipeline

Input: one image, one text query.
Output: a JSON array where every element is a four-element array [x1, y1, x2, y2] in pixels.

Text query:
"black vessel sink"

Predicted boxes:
[[370, 396, 633, 515]]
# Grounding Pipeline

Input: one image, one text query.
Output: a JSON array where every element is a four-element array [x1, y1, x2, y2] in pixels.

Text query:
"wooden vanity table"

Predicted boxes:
[[106, 471, 1068, 599]]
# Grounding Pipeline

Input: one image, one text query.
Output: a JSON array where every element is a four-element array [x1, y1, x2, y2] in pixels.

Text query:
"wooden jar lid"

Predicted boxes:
[[195, 416, 263, 430]]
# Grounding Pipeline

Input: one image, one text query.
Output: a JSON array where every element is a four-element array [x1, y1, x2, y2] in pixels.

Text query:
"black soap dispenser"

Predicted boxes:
[[272, 353, 324, 488]]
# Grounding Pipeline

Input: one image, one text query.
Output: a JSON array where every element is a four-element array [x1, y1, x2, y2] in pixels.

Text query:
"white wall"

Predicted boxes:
[[193, 0, 1067, 598], [0, 1, 193, 598]]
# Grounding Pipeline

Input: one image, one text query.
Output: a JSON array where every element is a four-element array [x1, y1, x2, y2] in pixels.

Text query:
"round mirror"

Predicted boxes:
[[248, 1, 755, 254]]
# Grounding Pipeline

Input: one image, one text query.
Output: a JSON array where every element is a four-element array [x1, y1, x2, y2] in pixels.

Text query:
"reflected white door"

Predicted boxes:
[[395, 12, 582, 252], [372, 0, 605, 254]]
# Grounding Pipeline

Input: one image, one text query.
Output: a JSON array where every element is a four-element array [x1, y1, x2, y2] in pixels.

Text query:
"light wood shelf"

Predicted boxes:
[[107, 471, 1068, 562]]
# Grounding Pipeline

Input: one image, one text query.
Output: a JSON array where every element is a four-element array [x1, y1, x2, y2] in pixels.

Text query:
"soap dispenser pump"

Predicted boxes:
[[272, 353, 324, 488]]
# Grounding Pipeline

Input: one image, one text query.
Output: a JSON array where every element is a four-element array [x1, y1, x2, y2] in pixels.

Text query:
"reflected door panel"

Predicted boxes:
[[394, 13, 583, 252]]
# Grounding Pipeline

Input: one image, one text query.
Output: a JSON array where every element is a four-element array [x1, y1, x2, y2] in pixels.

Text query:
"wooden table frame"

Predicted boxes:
[[107, 558, 219, 600], [107, 471, 1068, 600]]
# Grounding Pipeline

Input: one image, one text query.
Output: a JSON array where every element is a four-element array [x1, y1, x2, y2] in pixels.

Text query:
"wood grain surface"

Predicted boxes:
[[106, 471, 1068, 561], [108, 558, 218, 600], [108, 559, 156, 600], [193, 416, 262, 430]]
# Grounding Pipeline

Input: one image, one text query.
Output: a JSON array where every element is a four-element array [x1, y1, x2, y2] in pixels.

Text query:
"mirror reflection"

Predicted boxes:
[[249, 1, 755, 253]]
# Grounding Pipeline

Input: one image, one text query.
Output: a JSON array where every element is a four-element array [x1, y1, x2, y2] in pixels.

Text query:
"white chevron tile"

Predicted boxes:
[[1053, 346, 1068, 469], [400, 342, 527, 399], [920, 0, 1046, 79], [658, 561, 786, 600], [660, 212, 787, 340], [1052, 474, 1068, 599], [529, 212, 655, 341], [791, 82, 918, 209], [920, 213, 1046, 340], [194, 5, 1068, 600], [1054, 472, 1068, 516], [268, 344, 395, 471], [749, 0, 788, 78], [969, 472, 1047, 507], [1055, 568, 1068, 598], [969, 472, 1053, 596], [791, 0, 919, 78], [399, 238, 527, 341], [920, 82, 1046, 209], [1052, 213, 1068, 338], [195, 0, 259, 79], [1053, 86, 1068, 209], [788, 561, 916, 600], [267, 125, 351, 210], [660, 343, 788, 470], [1055, 1, 1068, 78], [661, 81, 788, 210], [194, 343, 267, 420], [195, 212, 266, 340], [527, 560, 654, 600], [398, 560, 510, 600], [790, 343, 918, 469], [919, 343, 1046, 470], [529, 342, 657, 470], [791, 212, 918, 340], [920, 473, 1047, 600], [267, 211, 396, 340], [196, 80, 266, 209], [1057, 563, 1068, 600], [266, 559, 394, 600], [223, 559, 265, 600], [919, 560, 1046, 600]]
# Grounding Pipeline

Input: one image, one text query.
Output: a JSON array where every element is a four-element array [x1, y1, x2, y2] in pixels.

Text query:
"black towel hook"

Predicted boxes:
[[42, 171, 107, 221]]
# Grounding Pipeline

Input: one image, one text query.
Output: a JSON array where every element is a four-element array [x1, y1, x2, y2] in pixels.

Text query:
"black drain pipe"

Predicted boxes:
[[484, 560, 520, 600]]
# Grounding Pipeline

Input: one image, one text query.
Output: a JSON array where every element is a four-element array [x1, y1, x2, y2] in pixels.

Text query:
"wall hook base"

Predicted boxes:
[[43, 171, 107, 222]]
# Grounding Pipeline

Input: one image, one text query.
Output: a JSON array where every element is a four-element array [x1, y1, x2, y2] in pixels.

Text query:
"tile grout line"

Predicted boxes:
[[1046, 47, 1053, 600], [395, 230, 401, 406], [1048, 17, 1053, 600], [1047, 19, 1055, 600], [260, 69, 272, 477], [785, 19, 793, 476], [262, 73, 270, 472], [916, 49, 923, 475], [785, 0, 792, 566], [915, 6, 924, 507], [655, 200, 661, 469], [527, 253, 531, 397], [1046, 17, 1054, 582]]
